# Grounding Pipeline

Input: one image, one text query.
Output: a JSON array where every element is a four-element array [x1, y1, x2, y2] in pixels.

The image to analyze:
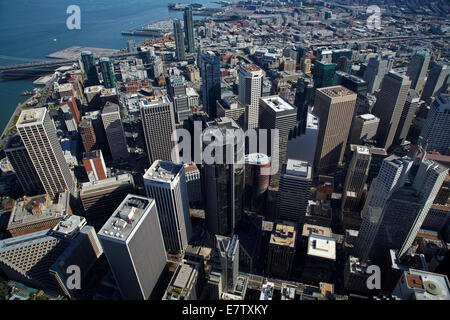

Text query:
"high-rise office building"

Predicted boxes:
[[99, 57, 116, 89], [406, 50, 430, 93], [420, 93, 450, 154], [173, 19, 186, 61], [349, 114, 379, 145], [98, 194, 168, 300], [82, 149, 107, 182], [202, 118, 244, 236], [294, 77, 315, 134], [82, 111, 108, 156], [287, 111, 319, 167], [216, 235, 239, 294], [313, 61, 336, 88], [0, 215, 102, 298], [363, 54, 394, 94], [81, 51, 99, 85], [369, 158, 447, 262], [421, 61, 449, 103], [183, 6, 195, 54], [80, 174, 134, 229], [238, 64, 264, 129], [244, 153, 270, 214], [259, 95, 297, 183], [394, 89, 420, 146], [16, 108, 75, 199], [277, 160, 312, 226], [167, 75, 191, 123], [200, 51, 221, 118], [140, 96, 179, 164], [313, 86, 357, 174], [354, 155, 413, 259], [4, 135, 44, 195], [101, 102, 128, 161], [216, 96, 246, 129], [266, 223, 296, 279], [372, 71, 411, 151], [341, 145, 371, 218], [144, 161, 192, 253]]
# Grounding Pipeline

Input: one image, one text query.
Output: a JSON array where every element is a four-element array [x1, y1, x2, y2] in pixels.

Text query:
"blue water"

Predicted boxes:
[[0, 0, 217, 132]]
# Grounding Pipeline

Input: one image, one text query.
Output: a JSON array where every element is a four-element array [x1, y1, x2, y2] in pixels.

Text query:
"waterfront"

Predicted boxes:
[[0, 0, 217, 133]]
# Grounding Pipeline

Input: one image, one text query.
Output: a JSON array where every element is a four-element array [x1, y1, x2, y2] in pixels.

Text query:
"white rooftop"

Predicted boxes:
[[17, 108, 46, 127], [285, 159, 311, 178], [245, 153, 270, 166], [261, 96, 295, 112], [359, 113, 378, 121], [307, 234, 336, 260]]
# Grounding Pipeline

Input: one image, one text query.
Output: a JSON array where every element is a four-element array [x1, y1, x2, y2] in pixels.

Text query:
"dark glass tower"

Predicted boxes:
[[99, 57, 116, 89], [200, 51, 221, 118], [173, 19, 186, 61], [183, 6, 195, 53], [81, 51, 99, 86], [294, 77, 315, 134]]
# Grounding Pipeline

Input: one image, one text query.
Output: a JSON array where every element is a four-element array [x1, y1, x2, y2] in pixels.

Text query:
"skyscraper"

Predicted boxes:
[[406, 50, 430, 93], [287, 111, 319, 166], [173, 19, 186, 61], [16, 108, 75, 199], [79, 118, 97, 152], [238, 64, 264, 129], [363, 54, 394, 94], [259, 95, 297, 183], [266, 223, 296, 279], [216, 235, 239, 294], [99, 57, 116, 89], [276, 160, 312, 226], [81, 51, 99, 85], [4, 135, 44, 195], [354, 155, 414, 259], [200, 51, 221, 118], [144, 160, 192, 253], [98, 194, 168, 300], [420, 93, 450, 154], [167, 75, 191, 123], [421, 61, 449, 103], [313, 61, 336, 88], [312, 86, 357, 174], [140, 96, 179, 164], [294, 77, 315, 134], [365, 156, 447, 262], [202, 118, 244, 236], [394, 89, 420, 146], [183, 6, 195, 54], [349, 114, 379, 145], [101, 102, 128, 160], [372, 71, 411, 151], [341, 145, 371, 218]]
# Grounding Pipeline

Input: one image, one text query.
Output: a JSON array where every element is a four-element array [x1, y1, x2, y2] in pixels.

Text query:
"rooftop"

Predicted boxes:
[[98, 194, 153, 242], [17, 108, 46, 127], [302, 223, 332, 238], [358, 113, 379, 121], [80, 174, 133, 195], [261, 95, 295, 113], [7, 192, 70, 230], [348, 256, 372, 275], [240, 63, 262, 73], [307, 234, 336, 260], [285, 159, 312, 178], [4, 135, 24, 151], [245, 153, 270, 166], [317, 85, 356, 98], [144, 160, 183, 184], [402, 269, 450, 300], [270, 224, 296, 248]]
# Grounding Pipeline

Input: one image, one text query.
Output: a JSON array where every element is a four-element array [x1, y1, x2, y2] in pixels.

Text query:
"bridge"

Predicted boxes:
[[0, 52, 139, 72]]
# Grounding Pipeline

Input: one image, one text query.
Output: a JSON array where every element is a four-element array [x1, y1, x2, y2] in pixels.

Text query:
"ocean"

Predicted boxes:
[[0, 0, 217, 132]]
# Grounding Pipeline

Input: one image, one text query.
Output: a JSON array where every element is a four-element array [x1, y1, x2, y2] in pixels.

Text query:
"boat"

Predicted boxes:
[[21, 91, 34, 96]]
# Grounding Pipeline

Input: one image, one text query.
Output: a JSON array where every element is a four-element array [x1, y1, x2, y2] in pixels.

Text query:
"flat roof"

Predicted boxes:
[[356, 146, 370, 155], [302, 223, 332, 238], [270, 224, 296, 248], [307, 234, 336, 260], [285, 159, 311, 178], [359, 113, 379, 121], [17, 108, 46, 127], [261, 95, 295, 113], [404, 269, 450, 300], [317, 86, 356, 98], [245, 153, 270, 166], [144, 160, 183, 184], [80, 174, 133, 195], [98, 194, 153, 242]]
